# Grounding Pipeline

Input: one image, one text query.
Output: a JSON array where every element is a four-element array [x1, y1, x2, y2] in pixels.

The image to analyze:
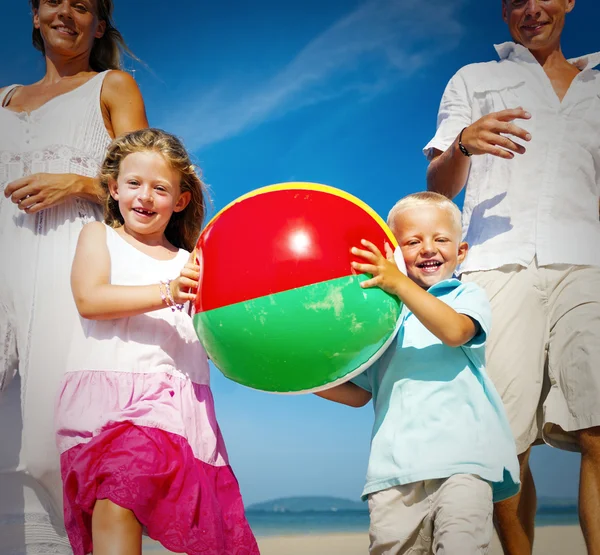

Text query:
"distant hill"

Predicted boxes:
[[246, 496, 367, 513]]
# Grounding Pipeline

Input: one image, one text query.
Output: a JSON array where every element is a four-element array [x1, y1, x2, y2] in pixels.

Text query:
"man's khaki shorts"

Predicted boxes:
[[462, 260, 600, 454], [368, 474, 493, 555]]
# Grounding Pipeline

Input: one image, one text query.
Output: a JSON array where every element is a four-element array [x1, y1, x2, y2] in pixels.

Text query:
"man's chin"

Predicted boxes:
[[519, 31, 554, 49]]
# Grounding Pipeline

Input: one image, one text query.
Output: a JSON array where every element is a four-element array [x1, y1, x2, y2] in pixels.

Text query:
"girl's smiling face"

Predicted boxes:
[[109, 151, 190, 243]]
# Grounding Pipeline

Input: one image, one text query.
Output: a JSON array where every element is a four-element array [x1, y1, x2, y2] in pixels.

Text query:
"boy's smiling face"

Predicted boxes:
[[391, 204, 468, 289]]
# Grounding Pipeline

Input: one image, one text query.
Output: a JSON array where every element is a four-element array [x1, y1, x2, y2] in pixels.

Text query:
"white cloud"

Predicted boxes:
[[160, 0, 465, 151]]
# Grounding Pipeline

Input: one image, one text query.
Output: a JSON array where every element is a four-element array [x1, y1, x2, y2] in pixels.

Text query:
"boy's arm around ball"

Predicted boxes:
[[352, 240, 478, 348]]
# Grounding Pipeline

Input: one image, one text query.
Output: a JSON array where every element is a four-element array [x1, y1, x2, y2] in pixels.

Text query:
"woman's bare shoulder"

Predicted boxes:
[[101, 70, 144, 108], [102, 70, 139, 93]]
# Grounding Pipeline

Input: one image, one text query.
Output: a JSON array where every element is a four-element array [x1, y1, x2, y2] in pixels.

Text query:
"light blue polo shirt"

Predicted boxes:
[[352, 279, 520, 502]]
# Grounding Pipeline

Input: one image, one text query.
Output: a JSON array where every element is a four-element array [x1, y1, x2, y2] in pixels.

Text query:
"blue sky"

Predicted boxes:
[[3, 0, 599, 506]]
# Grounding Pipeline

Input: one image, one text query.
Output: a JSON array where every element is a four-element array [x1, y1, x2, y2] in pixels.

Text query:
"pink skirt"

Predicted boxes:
[[61, 421, 259, 555]]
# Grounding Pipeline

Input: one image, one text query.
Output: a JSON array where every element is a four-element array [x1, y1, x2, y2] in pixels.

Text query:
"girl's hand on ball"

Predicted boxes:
[[171, 250, 201, 303], [351, 240, 404, 296]]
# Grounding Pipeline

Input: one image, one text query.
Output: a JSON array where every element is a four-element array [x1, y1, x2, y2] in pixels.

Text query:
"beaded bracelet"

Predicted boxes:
[[159, 281, 169, 307], [160, 279, 184, 312], [166, 279, 185, 312]]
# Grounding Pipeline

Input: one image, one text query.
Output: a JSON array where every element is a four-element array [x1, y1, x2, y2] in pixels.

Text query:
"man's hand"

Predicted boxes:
[[461, 107, 532, 159]]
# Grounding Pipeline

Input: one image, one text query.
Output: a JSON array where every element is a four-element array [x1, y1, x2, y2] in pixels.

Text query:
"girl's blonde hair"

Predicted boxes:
[[30, 0, 135, 71], [100, 128, 209, 252], [387, 191, 463, 238]]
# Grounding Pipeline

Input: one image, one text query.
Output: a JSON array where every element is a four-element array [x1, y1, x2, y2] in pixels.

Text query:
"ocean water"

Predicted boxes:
[[245, 506, 579, 537]]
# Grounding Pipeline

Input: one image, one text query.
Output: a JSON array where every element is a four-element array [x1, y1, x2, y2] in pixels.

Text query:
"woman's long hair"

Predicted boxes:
[[30, 0, 135, 71]]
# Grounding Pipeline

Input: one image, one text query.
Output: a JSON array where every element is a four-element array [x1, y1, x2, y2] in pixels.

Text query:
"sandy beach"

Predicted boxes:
[[256, 526, 586, 554], [143, 525, 586, 553]]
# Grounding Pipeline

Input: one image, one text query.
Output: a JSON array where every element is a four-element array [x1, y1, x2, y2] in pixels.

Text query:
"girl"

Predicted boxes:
[[56, 128, 259, 555]]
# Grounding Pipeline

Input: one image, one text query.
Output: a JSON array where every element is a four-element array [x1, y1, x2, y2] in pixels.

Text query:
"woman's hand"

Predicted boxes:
[[170, 250, 201, 304], [351, 239, 405, 296], [4, 172, 97, 213]]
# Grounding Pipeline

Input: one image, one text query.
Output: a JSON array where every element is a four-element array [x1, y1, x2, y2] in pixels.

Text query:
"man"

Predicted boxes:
[[423, 1, 600, 553]]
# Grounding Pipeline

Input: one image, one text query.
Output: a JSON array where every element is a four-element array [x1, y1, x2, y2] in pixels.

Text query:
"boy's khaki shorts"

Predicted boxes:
[[368, 474, 493, 555], [462, 260, 600, 454]]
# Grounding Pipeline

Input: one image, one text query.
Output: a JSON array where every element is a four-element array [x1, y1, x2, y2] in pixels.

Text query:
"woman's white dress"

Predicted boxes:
[[0, 72, 112, 554]]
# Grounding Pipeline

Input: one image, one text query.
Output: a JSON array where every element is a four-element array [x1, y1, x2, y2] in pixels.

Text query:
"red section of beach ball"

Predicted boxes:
[[195, 184, 396, 313]]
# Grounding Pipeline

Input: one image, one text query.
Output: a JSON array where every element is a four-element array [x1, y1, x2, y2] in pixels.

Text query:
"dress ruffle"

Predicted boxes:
[[61, 422, 259, 555], [56, 370, 227, 467]]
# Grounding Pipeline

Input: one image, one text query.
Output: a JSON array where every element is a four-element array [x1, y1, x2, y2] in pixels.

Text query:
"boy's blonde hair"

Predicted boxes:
[[387, 191, 463, 239], [100, 128, 209, 252]]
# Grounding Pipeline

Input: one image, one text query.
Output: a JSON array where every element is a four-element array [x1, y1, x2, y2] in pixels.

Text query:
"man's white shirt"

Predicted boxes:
[[424, 42, 600, 273]]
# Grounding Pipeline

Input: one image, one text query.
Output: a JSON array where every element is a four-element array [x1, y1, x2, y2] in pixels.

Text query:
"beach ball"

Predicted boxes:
[[193, 183, 402, 393]]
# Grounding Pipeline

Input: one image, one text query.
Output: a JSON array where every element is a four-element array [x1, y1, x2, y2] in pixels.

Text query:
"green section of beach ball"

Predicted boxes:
[[194, 274, 401, 393]]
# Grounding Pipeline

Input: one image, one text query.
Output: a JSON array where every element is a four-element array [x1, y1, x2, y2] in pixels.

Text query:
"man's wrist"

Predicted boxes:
[[458, 127, 472, 157]]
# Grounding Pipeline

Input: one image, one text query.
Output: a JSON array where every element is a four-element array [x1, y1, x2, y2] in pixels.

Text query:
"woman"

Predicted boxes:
[[0, 1, 148, 552]]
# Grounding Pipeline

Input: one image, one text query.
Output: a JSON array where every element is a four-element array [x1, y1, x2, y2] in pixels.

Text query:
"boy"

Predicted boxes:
[[316, 191, 520, 554]]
